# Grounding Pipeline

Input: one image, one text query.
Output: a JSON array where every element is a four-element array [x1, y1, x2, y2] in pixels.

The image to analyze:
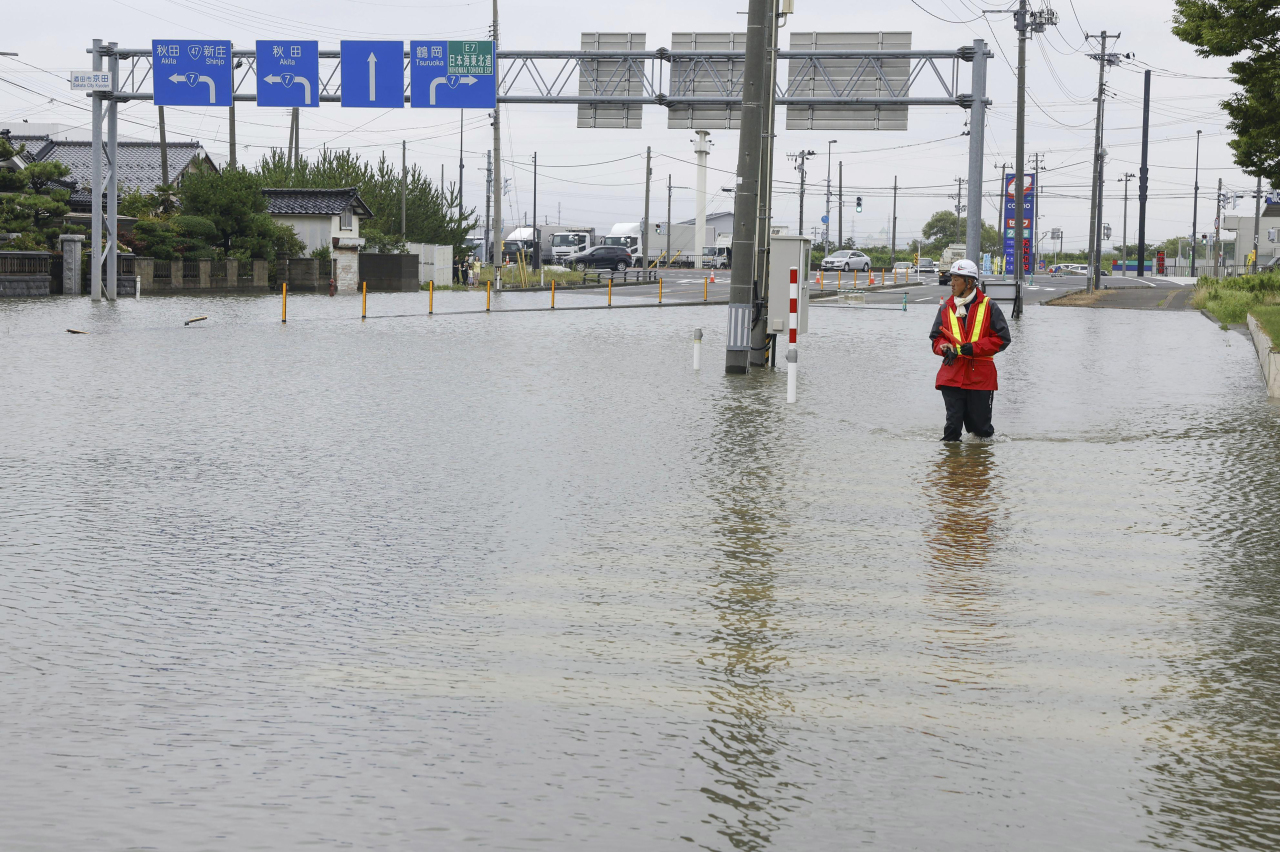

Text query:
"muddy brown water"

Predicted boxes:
[[2, 291, 1278, 850]]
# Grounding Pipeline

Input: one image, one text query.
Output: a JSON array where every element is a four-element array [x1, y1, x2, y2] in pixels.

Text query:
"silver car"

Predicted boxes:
[[821, 249, 871, 272]]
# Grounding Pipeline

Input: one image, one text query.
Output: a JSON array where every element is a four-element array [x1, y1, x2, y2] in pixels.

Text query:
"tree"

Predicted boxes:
[[1173, 1, 1280, 181], [0, 136, 76, 251], [254, 148, 475, 256], [918, 210, 1001, 256], [176, 166, 303, 261]]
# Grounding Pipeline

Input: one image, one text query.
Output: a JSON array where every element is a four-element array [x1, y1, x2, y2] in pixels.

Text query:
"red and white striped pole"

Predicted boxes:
[[786, 266, 798, 404]]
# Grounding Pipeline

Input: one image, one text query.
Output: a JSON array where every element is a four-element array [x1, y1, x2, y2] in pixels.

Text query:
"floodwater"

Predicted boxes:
[[2, 290, 1278, 851]]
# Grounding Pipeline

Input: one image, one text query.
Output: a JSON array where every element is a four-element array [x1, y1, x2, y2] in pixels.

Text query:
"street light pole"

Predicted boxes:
[[1192, 129, 1201, 277], [1119, 172, 1134, 276], [825, 139, 836, 249]]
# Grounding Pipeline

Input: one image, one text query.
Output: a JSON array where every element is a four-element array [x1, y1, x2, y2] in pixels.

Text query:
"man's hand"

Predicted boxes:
[[959, 343, 973, 357], [941, 345, 957, 366]]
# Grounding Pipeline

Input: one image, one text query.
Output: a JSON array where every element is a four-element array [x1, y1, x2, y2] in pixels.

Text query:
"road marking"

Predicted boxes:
[[913, 297, 933, 302]]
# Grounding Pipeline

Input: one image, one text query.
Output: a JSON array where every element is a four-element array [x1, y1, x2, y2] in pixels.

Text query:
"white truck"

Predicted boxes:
[[502, 227, 546, 266], [649, 222, 701, 267], [602, 222, 643, 266], [551, 227, 597, 265], [700, 233, 733, 269]]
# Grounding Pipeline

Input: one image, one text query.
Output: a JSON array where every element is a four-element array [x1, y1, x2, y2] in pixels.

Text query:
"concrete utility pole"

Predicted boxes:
[[825, 139, 836, 249], [401, 140, 407, 238], [228, 100, 237, 169], [1030, 151, 1043, 283], [891, 176, 898, 266], [1086, 32, 1117, 292], [532, 151, 538, 269], [724, 0, 770, 375], [485, 149, 492, 264], [1012, 0, 1029, 313], [158, 106, 169, 187], [749, 0, 783, 367], [838, 161, 843, 247], [1136, 69, 1150, 277], [491, 0, 503, 289], [1119, 172, 1134, 276], [292, 107, 300, 166], [694, 130, 710, 271], [1214, 176, 1223, 278], [666, 174, 673, 267], [791, 150, 815, 238], [1192, 128, 1201, 277], [1252, 174, 1262, 274], [643, 145, 652, 267], [458, 111, 465, 228], [954, 177, 965, 243]]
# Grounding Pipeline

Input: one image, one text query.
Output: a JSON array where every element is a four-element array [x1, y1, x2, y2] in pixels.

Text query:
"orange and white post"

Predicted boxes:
[[786, 267, 798, 404]]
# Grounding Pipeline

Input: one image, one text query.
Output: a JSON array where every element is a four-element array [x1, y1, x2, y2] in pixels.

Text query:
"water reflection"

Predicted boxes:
[[922, 443, 1008, 693], [694, 380, 796, 851]]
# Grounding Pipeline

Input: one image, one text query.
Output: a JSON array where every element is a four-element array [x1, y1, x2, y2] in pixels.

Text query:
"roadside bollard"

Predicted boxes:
[[429, 279, 434, 314], [486, 279, 491, 312], [787, 267, 798, 404], [282, 281, 287, 324], [135, 274, 141, 300], [551, 277, 556, 309], [659, 277, 663, 304], [902, 293, 908, 311], [608, 277, 613, 306], [704, 276, 708, 301], [819, 272, 824, 291], [693, 327, 703, 370], [853, 268, 858, 288], [837, 269, 842, 289], [362, 281, 367, 320]]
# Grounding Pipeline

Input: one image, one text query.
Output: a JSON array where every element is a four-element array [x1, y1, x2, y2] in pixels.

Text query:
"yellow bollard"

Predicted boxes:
[[551, 277, 556, 309], [608, 277, 612, 306], [659, 277, 663, 304], [429, 279, 433, 314], [704, 276, 708, 301], [486, 280, 491, 312], [838, 269, 842, 289], [820, 272, 824, 291], [853, 268, 859, 288], [282, 281, 287, 324], [361, 281, 367, 320]]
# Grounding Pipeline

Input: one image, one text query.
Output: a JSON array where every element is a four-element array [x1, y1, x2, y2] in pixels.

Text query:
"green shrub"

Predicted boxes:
[[1192, 273, 1280, 323], [1251, 305, 1280, 346]]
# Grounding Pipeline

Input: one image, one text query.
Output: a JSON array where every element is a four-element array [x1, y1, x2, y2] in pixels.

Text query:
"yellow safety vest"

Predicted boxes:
[[945, 296, 990, 354]]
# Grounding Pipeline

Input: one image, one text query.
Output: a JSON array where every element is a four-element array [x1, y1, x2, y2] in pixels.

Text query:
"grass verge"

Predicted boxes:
[[1191, 273, 1280, 323], [1251, 305, 1280, 348]]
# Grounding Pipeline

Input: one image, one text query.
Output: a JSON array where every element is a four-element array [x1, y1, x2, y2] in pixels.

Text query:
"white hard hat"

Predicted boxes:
[[949, 258, 979, 279]]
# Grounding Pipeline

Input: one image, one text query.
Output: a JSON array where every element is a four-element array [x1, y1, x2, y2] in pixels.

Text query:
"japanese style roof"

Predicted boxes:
[[3, 135, 213, 193], [262, 187, 373, 218]]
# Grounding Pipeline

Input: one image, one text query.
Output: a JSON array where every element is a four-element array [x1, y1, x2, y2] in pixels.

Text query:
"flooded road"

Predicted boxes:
[[2, 292, 1278, 850]]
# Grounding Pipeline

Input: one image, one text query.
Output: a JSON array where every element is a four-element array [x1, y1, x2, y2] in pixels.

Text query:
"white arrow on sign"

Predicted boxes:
[[429, 75, 477, 105], [170, 72, 216, 104], [263, 73, 312, 105], [367, 52, 377, 102]]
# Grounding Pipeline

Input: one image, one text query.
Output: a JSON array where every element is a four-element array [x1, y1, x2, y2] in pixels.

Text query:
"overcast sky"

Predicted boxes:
[[0, 0, 1247, 252]]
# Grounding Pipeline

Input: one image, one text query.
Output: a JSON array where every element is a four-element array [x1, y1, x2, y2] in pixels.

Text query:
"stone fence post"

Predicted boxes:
[[60, 234, 84, 295]]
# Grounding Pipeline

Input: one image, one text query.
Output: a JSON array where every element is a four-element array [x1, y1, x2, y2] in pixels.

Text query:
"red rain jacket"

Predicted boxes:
[[929, 289, 1011, 391]]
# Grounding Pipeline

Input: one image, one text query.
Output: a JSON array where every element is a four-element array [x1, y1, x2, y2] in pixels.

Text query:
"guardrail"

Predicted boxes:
[[582, 268, 660, 287]]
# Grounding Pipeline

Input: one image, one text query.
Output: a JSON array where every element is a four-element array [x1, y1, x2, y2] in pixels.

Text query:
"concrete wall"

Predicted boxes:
[[139, 257, 271, 293], [0, 275, 51, 296], [406, 242, 453, 285], [1247, 313, 1280, 397]]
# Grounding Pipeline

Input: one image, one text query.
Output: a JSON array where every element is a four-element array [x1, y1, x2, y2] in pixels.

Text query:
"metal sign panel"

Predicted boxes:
[[340, 40, 404, 108], [410, 40, 496, 108], [1002, 173, 1036, 274], [152, 40, 233, 106], [668, 32, 745, 129], [785, 32, 911, 130], [577, 33, 645, 128], [70, 71, 112, 92], [256, 41, 320, 107]]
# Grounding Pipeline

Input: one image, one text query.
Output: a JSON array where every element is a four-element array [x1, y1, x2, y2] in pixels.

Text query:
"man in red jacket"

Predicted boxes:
[[929, 259, 1012, 441]]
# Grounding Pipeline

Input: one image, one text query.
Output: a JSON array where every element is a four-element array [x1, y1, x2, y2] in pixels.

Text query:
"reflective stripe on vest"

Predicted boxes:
[[945, 296, 992, 357]]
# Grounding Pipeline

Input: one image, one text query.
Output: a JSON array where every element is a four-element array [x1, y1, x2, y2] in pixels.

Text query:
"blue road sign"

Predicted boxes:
[[341, 41, 404, 108], [410, 40, 496, 109], [256, 40, 319, 108], [820, 215, 829, 224], [152, 40, 233, 107]]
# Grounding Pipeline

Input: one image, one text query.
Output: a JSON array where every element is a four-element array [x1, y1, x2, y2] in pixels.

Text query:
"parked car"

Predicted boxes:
[[821, 249, 871, 273], [567, 244, 632, 272], [917, 257, 937, 274], [893, 261, 913, 274]]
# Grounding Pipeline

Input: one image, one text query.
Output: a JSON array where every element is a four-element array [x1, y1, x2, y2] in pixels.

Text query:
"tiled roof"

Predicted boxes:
[[262, 187, 373, 218], [5, 135, 212, 192]]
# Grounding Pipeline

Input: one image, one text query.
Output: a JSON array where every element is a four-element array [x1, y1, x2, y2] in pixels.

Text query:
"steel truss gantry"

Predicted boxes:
[[85, 40, 992, 299]]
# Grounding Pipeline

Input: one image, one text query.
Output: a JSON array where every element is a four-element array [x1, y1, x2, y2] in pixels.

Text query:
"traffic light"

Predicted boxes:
[[855, 196, 863, 213]]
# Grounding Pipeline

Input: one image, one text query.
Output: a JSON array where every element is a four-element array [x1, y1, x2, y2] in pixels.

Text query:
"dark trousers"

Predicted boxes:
[[940, 386, 995, 441]]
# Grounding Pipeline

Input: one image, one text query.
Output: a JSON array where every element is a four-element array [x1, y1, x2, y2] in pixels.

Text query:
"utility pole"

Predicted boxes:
[[1192, 128, 1201, 277], [1214, 176, 1223, 279], [790, 150, 815, 238], [484, 149, 492, 264], [891, 176, 898, 266], [458, 111, 465, 230], [643, 145, 652, 267], [531, 151, 538, 269], [724, 0, 770, 375], [837, 161, 843, 247], [749, 0, 783, 367], [666, 174, 673, 267], [1085, 31, 1118, 292], [1136, 69, 1150, 278], [1030, 152, 1042, 283], [491, 0, 503, 289], [158, 106, 169, 187], [964, 38, 990, 266], [1119, 172, 1134, 276], [694, 130, 710, 272], [401, 140, 407, 238], [825, 139, 836, 249], [954, 176, 965, 243], [1252, 174, 1263, 274]]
